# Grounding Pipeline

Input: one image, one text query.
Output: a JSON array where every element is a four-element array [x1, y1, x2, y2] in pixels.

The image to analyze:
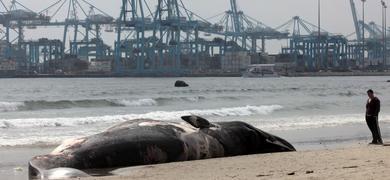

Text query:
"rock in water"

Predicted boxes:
[[175, 80, 189, 87]]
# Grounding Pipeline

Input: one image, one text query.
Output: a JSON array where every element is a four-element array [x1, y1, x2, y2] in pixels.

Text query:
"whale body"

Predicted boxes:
[[29, 116, 295, 179]]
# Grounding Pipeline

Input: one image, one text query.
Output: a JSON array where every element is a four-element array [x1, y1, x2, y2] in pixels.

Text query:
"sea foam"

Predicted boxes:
[[0, 105, 283, 128]]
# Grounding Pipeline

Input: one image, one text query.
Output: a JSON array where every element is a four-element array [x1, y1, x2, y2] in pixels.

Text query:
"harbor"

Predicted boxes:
[[0, 0, 388, 77], [2, 1, 390, 179]]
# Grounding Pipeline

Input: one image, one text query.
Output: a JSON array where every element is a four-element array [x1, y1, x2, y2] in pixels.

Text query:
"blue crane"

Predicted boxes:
[[349, 0, 385, 66], [115, 0, 219, 75], [208, 0, 287, 54], [277, 16, 349, 71], [0, 0, 115, 73], [115, 0, 154, 74], [38, 0, 114, 61]]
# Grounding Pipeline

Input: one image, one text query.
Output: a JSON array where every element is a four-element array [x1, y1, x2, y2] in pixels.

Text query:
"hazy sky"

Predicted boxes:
[[7, 0, 390, 53]]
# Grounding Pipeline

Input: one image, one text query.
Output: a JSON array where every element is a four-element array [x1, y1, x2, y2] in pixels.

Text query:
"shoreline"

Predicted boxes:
[[0, 71, 390, 78]]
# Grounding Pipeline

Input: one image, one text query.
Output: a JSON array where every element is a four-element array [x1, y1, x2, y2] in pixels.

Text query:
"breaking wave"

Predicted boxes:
[[257, 114, 390, 131], [0, 102, 24, 112], [14, 99, 158, 111], [0, 99, 152, 112], [0, 96, 244, 112], [113, 99, 158, 107], [0, 105, 283, 129]]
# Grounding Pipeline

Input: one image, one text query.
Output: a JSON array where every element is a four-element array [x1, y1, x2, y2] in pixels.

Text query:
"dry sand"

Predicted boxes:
[[84, 145, 390, 180]]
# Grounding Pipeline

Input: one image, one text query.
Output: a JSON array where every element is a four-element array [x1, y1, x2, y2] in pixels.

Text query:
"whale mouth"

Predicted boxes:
[[43, 168, 91, 179], [28, 160, 42, 180], [29, 160, 92, 180]]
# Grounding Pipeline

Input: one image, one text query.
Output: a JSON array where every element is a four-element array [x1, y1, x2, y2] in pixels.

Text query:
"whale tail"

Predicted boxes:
[[267, 134, 296, 151], [252, 126, 296, 152]]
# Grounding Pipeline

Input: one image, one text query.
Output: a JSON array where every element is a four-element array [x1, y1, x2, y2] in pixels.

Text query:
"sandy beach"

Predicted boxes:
[[2, 123, 389, 180], [4, 141, 389, 180], [83, 144, 390, 180]]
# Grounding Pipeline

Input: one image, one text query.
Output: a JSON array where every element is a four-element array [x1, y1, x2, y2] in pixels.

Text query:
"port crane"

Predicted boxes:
[[276, 16, 349, 71], [0, 0, 386, 75], [349, 0, 386, 66]]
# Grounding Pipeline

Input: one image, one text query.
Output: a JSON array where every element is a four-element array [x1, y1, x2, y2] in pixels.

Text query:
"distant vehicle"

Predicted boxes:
[[242, 64, 280, 78]]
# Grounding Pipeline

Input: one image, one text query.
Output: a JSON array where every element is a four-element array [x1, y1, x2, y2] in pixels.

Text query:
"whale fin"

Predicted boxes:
[[181, 116, 214, 129]]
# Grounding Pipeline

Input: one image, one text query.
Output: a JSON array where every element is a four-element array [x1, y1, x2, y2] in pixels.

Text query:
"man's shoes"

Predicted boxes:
[[369, 141, 383, 145]]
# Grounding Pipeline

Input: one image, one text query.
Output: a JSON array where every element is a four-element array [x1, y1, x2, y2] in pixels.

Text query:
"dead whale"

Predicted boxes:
[[29, 116, 295, 179]]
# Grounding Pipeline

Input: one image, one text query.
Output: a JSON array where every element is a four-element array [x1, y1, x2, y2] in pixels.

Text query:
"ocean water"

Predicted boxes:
[[0, 77, 390, 147]]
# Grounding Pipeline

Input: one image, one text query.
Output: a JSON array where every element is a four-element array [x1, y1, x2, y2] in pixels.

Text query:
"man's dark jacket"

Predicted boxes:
[[366, 97, 380, 116]]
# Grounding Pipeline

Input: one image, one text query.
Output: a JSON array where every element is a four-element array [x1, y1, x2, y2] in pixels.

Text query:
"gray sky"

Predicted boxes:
[[9, 0, 390, 53]]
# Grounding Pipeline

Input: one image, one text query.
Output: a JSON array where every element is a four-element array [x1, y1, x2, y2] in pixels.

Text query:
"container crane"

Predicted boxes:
[[38, 0, 115, 61], [115, 0, 219, 75], [208, 0, 287, 54], [115, 0, 153, 74], [277, 16, 349, 71], [349, 0, 385, 66]]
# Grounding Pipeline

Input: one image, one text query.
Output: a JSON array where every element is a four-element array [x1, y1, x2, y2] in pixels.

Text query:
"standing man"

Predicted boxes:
[[366, 89, 383, 144]]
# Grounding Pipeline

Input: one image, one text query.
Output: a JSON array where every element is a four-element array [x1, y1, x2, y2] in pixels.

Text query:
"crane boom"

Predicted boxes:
[[230, 0, 241, 34], [350, 0, 362, 41]]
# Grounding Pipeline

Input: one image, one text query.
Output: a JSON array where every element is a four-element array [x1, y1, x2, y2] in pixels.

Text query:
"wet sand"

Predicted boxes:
[[0, 146, 54, 180]]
